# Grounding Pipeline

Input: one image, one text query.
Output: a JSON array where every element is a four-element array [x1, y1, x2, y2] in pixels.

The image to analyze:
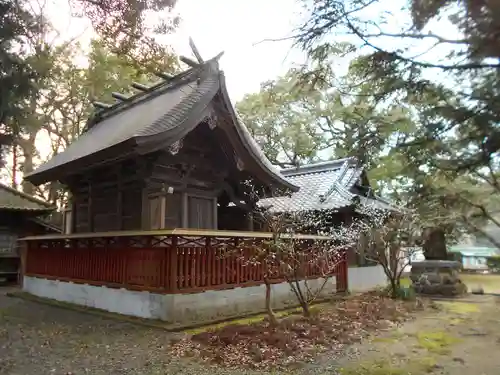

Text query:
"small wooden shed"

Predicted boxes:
[[0, 183, 60, 283]]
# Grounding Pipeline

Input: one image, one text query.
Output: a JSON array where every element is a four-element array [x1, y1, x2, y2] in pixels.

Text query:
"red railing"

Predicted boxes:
[[21, 229, 348, 294]]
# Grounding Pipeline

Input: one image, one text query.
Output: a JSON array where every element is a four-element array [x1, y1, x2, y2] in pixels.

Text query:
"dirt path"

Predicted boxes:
[[0, 288, 191, 375], [322, 294, 500, 375]]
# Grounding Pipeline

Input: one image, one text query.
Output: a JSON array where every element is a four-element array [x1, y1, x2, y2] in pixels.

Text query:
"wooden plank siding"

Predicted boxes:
[[66, 123, 255, 234], [21, 231, 348, 294]]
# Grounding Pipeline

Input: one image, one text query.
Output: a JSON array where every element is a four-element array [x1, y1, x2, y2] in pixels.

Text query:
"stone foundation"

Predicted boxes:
[[23, 276, 336, 323], [23, 266, 386, 322]]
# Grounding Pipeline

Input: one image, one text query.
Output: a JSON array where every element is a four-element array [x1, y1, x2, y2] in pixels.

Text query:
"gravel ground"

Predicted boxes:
[[0, 288, 252, 375], [3, 287, 498, 375]]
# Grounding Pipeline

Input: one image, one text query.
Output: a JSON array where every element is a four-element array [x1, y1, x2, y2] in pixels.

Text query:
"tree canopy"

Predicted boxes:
[[236, 0, 500, 251]]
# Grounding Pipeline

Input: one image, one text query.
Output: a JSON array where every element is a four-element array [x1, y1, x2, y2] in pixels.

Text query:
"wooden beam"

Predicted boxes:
[[131, 82, 150, 91], [92, 101, 112, 110], [180, 55, 200, 67], [111, 92, 130, 101], [189, 37, 204, 63]]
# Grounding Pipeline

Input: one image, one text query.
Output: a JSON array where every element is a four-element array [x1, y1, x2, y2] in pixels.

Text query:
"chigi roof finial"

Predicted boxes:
[[189, 37, 204, 63]]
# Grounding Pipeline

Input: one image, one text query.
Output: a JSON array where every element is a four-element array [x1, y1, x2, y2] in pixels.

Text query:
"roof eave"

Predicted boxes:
[[218, 74, 300, 193], [24, 138, 139, 186]]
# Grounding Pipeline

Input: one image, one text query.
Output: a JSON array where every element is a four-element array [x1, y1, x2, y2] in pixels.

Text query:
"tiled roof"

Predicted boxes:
[[0, 183, 56, 212], [259, 158, 397, 213], [448, 246, 499, 257], [25, 57, 298, 192]]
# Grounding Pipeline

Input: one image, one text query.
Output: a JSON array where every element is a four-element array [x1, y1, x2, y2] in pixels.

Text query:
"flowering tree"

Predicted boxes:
[[258, 208, 355, 318], [222, 195, 358, 323], [353, 205, 423, 298]]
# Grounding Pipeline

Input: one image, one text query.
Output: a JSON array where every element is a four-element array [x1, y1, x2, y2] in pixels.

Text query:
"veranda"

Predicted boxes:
[[21, 229, 348, 322]]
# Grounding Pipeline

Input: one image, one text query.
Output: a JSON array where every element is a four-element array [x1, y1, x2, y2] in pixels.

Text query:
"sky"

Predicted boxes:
[[2, 0, 309, 185], [169, 0, 307, 101], [47, 0, 308, 102], [45, 0, 460, 101], [3, 0, 463, 186]]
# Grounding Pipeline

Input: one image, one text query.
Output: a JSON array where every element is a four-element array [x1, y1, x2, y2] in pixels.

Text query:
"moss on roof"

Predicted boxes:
[[0, 183, 56, 212]]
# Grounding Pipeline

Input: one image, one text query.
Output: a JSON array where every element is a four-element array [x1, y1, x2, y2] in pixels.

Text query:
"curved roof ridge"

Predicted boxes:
[[281, 157, 358, 177]]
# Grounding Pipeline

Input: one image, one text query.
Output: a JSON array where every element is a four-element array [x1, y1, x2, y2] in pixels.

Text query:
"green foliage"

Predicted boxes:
[[72, 0, 179, 67], [0, 0, 47, 165], [487, 256, 500, 271], [11, 34, 177, 202], [292, 0, 500, 246], [236, 70, 327, 167]]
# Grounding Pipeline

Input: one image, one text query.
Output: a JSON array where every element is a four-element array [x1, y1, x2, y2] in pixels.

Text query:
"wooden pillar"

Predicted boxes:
[[168, 235, 178, 292], [182, 192, 188, 228], [247, 212, 254, 231], [70, 198, 77, 234], [88, 180, 94, 232], [116, 164, 123, 230], [19, 240, 28, 288], [212, 197, 218, 230]]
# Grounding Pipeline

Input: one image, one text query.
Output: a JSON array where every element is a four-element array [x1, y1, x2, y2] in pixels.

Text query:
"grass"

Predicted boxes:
[[372, 330, 406, 344], [437, 301, 480, 314], [399, 278, 412, 287], [460, 273, 500, 293], [339, 357, 438, 375], [184, 302, 328, 335], [415, 331, 461, 355]]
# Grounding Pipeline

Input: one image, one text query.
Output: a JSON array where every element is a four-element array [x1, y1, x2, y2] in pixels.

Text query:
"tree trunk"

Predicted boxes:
[[19, 130, 38, 196], [390, 278, 399, 299], [264, 277, 278, 326], [423, 227, 448, 260]]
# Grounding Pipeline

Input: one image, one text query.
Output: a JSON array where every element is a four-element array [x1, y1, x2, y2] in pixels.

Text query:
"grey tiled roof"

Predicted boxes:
[[259, 158, 397, 213], [25, 58, 298, 192], [0, 183, 56, 212]]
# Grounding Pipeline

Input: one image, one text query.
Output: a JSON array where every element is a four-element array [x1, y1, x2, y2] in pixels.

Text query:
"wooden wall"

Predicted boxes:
[[68, 158, 144, 233], [68, 123, 253, 233], [143, 124, 246, 230]]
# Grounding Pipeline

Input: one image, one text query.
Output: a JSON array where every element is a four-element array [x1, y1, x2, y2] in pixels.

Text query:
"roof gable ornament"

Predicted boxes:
[[319, 161, 350, 203], [168, 138, 183, 155]]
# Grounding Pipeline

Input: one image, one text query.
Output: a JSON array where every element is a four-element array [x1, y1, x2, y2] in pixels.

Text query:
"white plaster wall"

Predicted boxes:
[[23, 276, 172, 320], [348, 265, 387, 292], [23, 276, 336, 323], [170, 277, 336, 322]]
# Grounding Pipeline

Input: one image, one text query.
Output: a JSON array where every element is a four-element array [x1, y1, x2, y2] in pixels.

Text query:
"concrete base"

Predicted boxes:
[[23, 276, 335, 323], [348, 265, 387, 292], [23, 266, 386, 322]]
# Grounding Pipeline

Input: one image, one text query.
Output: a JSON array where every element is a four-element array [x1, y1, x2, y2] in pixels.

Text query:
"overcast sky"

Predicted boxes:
[[47, 0, 307, 102]]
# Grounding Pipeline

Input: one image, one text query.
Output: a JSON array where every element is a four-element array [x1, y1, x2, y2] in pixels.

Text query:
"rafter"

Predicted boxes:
[[111, 92, 130, 101], [92, 101, 112, 110], [131, 82, 150, 91], [154, 72, 173, 80]]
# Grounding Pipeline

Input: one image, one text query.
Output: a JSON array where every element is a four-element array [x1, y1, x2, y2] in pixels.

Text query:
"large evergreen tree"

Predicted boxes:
[[0, 0, 45, 166], [293, 0, 500, 253]]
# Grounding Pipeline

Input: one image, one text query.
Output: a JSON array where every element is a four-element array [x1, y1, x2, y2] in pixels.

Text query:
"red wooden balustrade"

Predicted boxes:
[[20, 229, 348, 294]]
